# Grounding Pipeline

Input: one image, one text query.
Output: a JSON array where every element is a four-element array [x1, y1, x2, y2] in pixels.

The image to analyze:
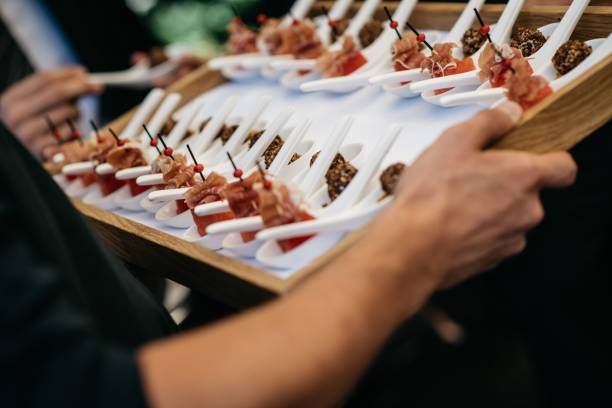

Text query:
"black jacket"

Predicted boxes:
[[0, 124, 176, 407]]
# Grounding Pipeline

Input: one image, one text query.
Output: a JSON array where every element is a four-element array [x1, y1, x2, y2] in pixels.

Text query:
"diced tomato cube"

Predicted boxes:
[[240, 230, 259, 243], [81, 172, 97, 187], [277, 212, 316, 253], [191, 210, 235, 236], [341, 52, 367, 76], [97, 173, 125, 196], [127, 179, 150, 196], [175, 200, 189, 215]]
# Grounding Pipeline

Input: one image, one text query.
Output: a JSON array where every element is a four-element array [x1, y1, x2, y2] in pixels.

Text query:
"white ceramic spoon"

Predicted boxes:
[[407, 0, 527, 95], [208, 0, 317, 69], [89, 59, 180, 89], [440, 37, 604, 107], [297, 0, 420, 93], [241, 0, 356, 71], [59, 88, 165, 178], [369, 0, 486, 95], [95, 92, 182, 177], [254, 125, 400, 268], [114, 96, 207, 183], [437, 0, 591, 106], [185, 119, 314, 249], [270, 0, 382, 73], [192, 115, 354, 218]]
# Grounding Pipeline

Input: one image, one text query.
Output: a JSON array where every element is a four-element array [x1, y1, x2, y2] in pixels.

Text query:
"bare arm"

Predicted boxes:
[[138, 102, 577, 408]]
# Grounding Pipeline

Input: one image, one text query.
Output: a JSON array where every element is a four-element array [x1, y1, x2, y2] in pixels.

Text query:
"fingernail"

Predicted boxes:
[[497, 101, 523, 124]]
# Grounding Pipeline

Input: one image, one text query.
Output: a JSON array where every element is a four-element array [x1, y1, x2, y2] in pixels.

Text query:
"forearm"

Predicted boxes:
[[138, 213, 437, 408]]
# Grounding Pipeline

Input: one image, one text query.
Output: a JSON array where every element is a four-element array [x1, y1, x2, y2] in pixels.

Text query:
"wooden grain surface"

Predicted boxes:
[[78, 3, 612, 308]]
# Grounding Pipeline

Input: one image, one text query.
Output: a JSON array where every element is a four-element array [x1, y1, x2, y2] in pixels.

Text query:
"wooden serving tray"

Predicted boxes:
[[78, 2, 612, 309]]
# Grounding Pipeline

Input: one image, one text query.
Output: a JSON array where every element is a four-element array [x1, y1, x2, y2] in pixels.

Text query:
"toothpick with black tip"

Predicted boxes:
[[187, 144, 205, 182], [89, 120, 105, 143], [45, 116, 62, 143], [66, 118, 83, 145], [473, 8, 514, 73], [156, 131, 174, 160], [226, 151, 244, 184], [322, 6, 338, 38], [230, 4, 242, 24], [383, 6, 402, 40], [405, 21, 433, 51], [108, 127, 126, 146], [256, 160, 272, 190], [142, 124, 161, 155]]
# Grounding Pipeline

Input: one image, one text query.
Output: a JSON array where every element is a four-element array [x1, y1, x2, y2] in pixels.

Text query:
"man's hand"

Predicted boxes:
[[372, 101, 577, 293], [0, 67, 103, 158]]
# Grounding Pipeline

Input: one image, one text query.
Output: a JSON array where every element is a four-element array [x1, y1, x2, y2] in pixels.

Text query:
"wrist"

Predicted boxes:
[[342, 203, 442, 319]]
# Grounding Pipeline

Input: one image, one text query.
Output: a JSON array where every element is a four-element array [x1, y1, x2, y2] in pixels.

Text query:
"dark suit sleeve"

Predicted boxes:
[[0, 197, 149, 408]]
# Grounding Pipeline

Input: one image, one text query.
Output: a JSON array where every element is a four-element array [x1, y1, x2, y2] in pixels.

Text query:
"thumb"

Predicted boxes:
[[459, 101, 523, 150]]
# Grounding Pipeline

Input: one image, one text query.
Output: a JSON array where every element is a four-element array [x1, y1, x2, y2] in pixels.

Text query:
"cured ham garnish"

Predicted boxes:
[[184, 172, 234, 236], [225, 172, 264, 218], [420, 43, 457, 77], [106, 143, 147, 170], [506, 58, 552, 110], [315, 36, 368, 78], [259, 18, 283, 55], [392, 32, 425, 71], [184, 172, 228, 208], [275, 19, 325, 59], [161, 155, 196, 188], [256, 180, 315, 252], [257, 182, 305, 228], [227, 18, 259, 55], [478, 43, 526, 87], [88, 137, 118, 164], [58, 139, 97, 164]]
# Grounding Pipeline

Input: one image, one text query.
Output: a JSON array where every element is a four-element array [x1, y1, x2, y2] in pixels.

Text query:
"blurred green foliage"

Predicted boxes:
[[125, 0, 289, 56]]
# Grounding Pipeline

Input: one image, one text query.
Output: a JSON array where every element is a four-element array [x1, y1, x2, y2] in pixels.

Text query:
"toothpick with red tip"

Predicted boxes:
[[156, 132, 174, 160], [226, 151, 244, 184], [256, 160, 272, 190], [322, 6, 338, 38], [383, 6, 402, 40], [257, 13, 267, 25], [89, 120, 105, 144], [142, 124, 161, 155], [405, 21, 433, 51], [186, 144, 205, 182], [45, 116, 62, 143], [108, 128, 126, 146], [473, 8, 514, 73], [66, 118, 83, 145]]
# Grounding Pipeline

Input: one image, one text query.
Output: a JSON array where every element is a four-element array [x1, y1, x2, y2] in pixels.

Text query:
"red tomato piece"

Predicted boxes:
[[240, 230, 259, 243], [81, 172, 97, 187], [175, 200, 189, 215], [97, 173, 125, 196], [277, 212, 316, 253], [519, 85, 553, 111], [341, 52, 367, 76], [191, 210, 235, 237], [127, 179, 151, 196]]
